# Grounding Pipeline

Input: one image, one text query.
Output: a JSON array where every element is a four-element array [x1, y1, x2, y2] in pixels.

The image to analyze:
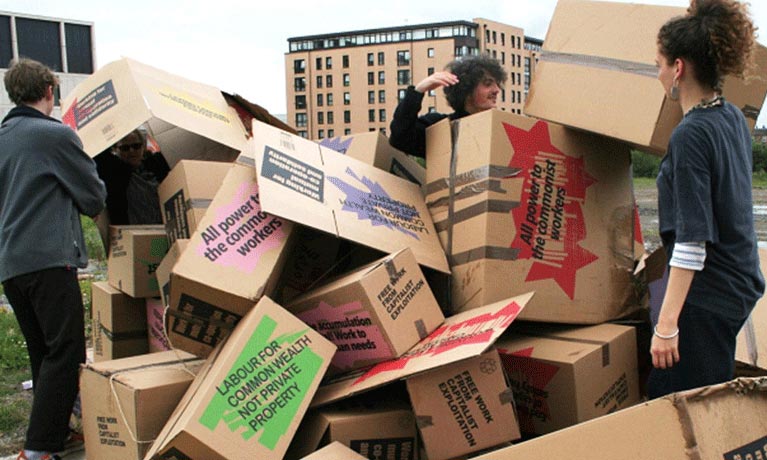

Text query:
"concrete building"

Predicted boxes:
[[286, 19, 542, 140], [0, 11, 95, 119]]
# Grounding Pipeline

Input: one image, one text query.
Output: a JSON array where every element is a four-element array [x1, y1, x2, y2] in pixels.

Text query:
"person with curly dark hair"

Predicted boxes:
[[649, 0, 764, 398], [389, 54, 507, 158]]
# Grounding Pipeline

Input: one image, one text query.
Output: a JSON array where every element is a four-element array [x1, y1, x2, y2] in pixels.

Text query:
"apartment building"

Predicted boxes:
[[0, 11, 95, 119], [286, 19, 542, 139]]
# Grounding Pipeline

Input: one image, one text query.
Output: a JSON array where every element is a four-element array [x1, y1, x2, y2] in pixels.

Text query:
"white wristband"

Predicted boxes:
[[654, 326, 680, 340]]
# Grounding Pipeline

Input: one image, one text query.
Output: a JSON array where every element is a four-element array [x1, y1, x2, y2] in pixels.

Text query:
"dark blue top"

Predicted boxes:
[[657, 100, 765, 321]]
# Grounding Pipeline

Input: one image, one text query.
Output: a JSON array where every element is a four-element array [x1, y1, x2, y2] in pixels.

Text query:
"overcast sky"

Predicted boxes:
[[3, 0, 766, 125]]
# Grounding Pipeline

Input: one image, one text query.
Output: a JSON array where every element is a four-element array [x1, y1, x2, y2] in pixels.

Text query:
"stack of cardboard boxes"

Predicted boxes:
[[60, 0, 767, 459]]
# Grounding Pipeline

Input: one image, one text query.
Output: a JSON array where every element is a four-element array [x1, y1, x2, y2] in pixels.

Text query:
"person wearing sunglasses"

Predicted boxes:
[[94, 129, 170, 227]]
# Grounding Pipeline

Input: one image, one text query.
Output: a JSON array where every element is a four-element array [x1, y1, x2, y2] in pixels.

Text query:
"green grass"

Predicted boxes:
[[82, 215, 106, 261], [633, 177, 656, 190], [753, 171, 767, 188]]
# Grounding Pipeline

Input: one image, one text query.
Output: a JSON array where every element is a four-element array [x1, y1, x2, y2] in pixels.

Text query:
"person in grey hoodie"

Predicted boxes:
[[0, 58, 106, 460]]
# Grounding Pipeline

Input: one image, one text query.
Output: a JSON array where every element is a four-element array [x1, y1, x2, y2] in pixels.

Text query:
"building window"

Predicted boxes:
[[317, 94, 324, 106], [327, 111, 334, 123], [379, 109, 386, 122], [501, 89, 506, 102], [501, 52, 505, 65], [501, 33, 505, 46], [65, 23, 93, 73], [318, 112, 324, 124], [485, 29, 490, 43], [344, 110, 351, 123], [293, 59, 305, 73], [428, 89, 436, 96], [344, 128, 351, 135], [316, 57, 322, 70], [428, 106, 436, 113], [367, 53, 374, 66], [295, 113, 307, 127], [398, 89, 407, 101], [378, 71, 385, 84], [492, 31, 497, 44], [368, 90, 375, 104], [326, 56, 332, 69], [328, 129, 335, 137], [427, 48, 434, 58], [367, 72, 374, 85], [0, 15, 11, 68], [294, 77, 306, 92], [428, 67, 434, 76], [378, 52, 385, 65], [397, 69, 410, 86], [368, 109, 375, 122], [342, 55, 349, 68], [318, 129, 324, 139], [512, 91, 516, 104], [327, 93, 334, 106], [426, 28, 438, 38], [511, 73, 516, 85], [316, 76, 323, 88], [298, 131, 308, 138], [344, 92, 351, 105], [397, 50, 410, 66], [326, 75, 333, 88], [379, 127, 387, 135], [295, 95, 306, 109], [16, 18, 62, 71], [378, 90, 385, 103], [343, 73, 350, 87]]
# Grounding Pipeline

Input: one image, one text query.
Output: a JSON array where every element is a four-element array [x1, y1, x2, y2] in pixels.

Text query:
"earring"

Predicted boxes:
[[670, 77, 680, 101]]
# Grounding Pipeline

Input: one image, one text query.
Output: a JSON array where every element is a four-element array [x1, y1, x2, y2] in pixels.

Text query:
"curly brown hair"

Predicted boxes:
[[443, 54, 507, 112], [3, 58, 58, 105], [657, 0, 756, 91]]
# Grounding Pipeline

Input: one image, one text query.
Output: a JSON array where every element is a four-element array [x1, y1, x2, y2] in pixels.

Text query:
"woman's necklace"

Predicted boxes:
[[685, 94, 724, 116]]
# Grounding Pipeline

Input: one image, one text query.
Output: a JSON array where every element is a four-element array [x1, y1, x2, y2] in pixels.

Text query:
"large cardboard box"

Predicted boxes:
[[287, 248, 444, 375], [406, 349, 520, 460], [248, 120, 449, 275], [167, 163, 296, 358], [80, 350, 203, 460], [107, 225, 169, 298], [91, 281, 148, 362], [300, 442, 367, 460], [286, 402, 417, 460], [155, 239, 188, 309], [61, 57, 246, 165], [472, 377, 767, 460], [425, 109, 636, 323], [496, 323, 640, 436], [145, 297, 336, 460], [159, 160, 233, 243], [311, 292, 533, 407], [319, 131, 427, 187], [146, 297, 171, 353], [524, 0, 767, 155]]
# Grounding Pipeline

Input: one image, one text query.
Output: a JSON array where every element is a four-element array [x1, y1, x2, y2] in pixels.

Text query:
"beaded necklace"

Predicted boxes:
[[685, 94, 724, 116]]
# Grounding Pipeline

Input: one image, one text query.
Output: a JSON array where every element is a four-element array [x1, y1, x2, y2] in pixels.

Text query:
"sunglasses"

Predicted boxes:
[[117, 142, 144, 152]]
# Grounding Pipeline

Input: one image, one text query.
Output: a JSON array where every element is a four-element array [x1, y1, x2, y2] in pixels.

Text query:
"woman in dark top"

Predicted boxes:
[[649, 0, 764, 398], [94, 128, 170, 226], [389, 54, 506, 158]]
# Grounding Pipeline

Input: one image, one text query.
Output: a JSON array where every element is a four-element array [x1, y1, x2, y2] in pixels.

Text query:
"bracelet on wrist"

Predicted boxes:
[[654, 325, 679, 340]]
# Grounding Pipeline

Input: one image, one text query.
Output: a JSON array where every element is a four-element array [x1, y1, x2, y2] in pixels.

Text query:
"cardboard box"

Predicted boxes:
[[472, 377, 767, 460], [146, 297, 171, 353], [107, 225, 169, 298], [286, 402, 417, 460], [248, 120, 449, 275], [524, 0, 767, 155], [91, 281, 148, 362], [80, 350, 204, 460], [167, 163, 296, 358], [311, 292, 533, 407], [145, 296, 336, 460], [407, 349, 519, 460], [736, 249, 767, 373], [299, 442, 367, 460], [61, 57, 246, 166], [496, 323, 640, 436], [319, 131, 426, 187], [155, 239, 188, 309], [287, 248, 444, 375], [159, 160, 233, 243], [425, 109, 636, 323]]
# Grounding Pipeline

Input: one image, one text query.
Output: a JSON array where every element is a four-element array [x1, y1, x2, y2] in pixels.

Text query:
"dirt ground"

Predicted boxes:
[[634, 185, 767, 252]]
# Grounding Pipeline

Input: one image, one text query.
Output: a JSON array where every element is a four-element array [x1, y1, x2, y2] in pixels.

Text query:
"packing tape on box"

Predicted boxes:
[[99, 323, 149, 342], [433, 200, 520, 233], [671, 396, 703, 460], [512, 331, 612, 367], [743, 314, 759, 367], [427, 179, 510, 210], [538, 50, 658, 79], [499, 388, 515, 405], [415, 319, 429, 340], [425, 164, 521, 197], [385, 258, 399, 285], [416, 415, 434, 429], [449, 246, 520, 266], [185, 198, 213, 210]]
